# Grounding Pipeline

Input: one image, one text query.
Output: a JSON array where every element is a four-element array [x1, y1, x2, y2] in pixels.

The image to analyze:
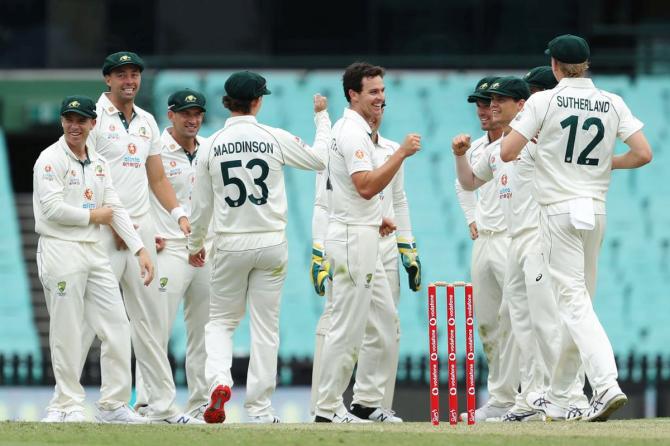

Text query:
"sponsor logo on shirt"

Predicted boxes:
[[139, 127, 148, 138], [109, 124, 116, 131], [159, 277, 168, 292], [95, 165, 106, 177], [355, 149, 365, 159], [42, 164, 55, 181], [364, 273, 373, 288], [56, 281, 67, 297], [105, 132, 120, 141], [501, 174, 508, 186], [170, 160, 177, 167], [123, 143, 142, 168]]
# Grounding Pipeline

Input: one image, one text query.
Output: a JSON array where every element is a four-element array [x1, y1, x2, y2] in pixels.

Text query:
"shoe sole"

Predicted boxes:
[[204, 385, 231, 424], [585, 394, 627, 422]]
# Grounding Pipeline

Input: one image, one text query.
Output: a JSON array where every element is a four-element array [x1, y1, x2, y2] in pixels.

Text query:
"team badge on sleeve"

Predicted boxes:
[[355, 149, 365, 159]]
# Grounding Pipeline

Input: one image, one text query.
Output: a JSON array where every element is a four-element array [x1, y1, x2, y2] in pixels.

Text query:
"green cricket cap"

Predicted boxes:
[[224, 71, 272, 100], [168, 89, 207, 112], [485, 76, 530, 100], [545, 34, 590, 64], [523, 66, 558, 90], [467, 76, 500, 103], [102, 51, 145, 75], [60, 95, 97, 119]]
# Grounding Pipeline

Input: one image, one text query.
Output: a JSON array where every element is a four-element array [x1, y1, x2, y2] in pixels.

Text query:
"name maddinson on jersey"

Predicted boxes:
[[556, 96, 611, 113], [213, 141, 275, 156]]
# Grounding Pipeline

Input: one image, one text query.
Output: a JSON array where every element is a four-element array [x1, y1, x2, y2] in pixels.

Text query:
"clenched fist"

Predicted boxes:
[[314, 94, 328, 113], [452, 134, 471, 156], [399, 133, 421, 158]]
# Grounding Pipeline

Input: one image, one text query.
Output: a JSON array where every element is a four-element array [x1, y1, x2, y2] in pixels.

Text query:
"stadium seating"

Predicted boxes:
[[98, 70, 670, 360], [0, 130, 40, 359]]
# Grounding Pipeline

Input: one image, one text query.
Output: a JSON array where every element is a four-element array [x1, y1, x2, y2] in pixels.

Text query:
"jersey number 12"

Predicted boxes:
[[560, 115, 604, 166]]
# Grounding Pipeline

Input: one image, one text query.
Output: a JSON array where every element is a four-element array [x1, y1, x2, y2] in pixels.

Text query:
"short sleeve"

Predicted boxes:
[[613, 96, 644, 141], [148, 115, 162, 156], [510, 94, 542, 141], [340, 128, 374, 175], [472, 147, 494, 182]]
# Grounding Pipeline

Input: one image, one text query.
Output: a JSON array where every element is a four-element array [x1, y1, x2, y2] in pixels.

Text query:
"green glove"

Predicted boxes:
[[398, 237, 421, 292], [311, 243, 332, 296]]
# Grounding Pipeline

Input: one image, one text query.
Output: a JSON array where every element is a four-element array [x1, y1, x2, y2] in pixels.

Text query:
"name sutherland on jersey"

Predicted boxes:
[[557, 96, 610, 112], [214, 141, 274, 156]]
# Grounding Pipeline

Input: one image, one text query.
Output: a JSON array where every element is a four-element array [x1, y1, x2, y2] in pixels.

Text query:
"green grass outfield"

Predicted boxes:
[[2, 419, 670, 446]]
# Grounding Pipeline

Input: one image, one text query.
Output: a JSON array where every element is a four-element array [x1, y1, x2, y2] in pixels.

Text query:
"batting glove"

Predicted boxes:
[[398, 237, 422, 292], [311, 243, 332, 296]]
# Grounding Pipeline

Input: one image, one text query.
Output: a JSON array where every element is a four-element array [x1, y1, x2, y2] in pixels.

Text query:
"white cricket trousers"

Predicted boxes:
[[542, 209, 619, 405], [504, 228, 560, 410], [205, 240, 288, 417], [158, 238, 210, 413], [310, 234, 400, 415], [315, 223, 396, 418], [37, 236, 131, 412], [470, 230, 519, 406]]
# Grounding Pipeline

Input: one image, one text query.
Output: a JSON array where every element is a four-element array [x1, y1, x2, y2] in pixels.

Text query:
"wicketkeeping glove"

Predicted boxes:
[[398, 237, 421, 292], [311, 243, 332, 296]]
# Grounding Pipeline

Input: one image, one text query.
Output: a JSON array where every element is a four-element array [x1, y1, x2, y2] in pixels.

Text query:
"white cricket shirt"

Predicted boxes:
[[150, 129, 207, 240], [329, 108, 382, 226], [33, 136, 143, 253], [374, 133, 413, 239], [455, 133, 507, 233], [510, 77, 643, 205], [189, 111, 330, 252], [88, 93, 162, 217]]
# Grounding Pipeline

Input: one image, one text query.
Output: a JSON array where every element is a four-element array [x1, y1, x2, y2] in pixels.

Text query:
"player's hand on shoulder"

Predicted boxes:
[[313, 94, 328, 113], [90, 206, 114, 226], [451, 134, 471, 156], [399, 133, 421, 158]]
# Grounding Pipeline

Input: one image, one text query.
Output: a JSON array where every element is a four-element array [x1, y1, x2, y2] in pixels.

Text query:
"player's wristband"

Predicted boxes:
[[171, 206, 187, 223]]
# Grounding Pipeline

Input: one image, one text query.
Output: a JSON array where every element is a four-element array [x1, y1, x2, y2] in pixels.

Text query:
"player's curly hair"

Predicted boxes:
[[223, 95, 253, 114], [556, 60, 590, 78], [342, 62, 385, 103]]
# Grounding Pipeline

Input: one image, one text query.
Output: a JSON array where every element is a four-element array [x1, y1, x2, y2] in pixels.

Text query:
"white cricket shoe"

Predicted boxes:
[[566, 403, 589, 421], [350, 404, 403, 423], [459, 401, 512, 422], [526, 392, 567, 420], [499, 408, 546, 422], [314, 411, 372, 423], [41, 409, 65, 423], [64, 410, 87, 422], [150, 413, 205, 424], [187, 404, 207, 421], [249, 414, 281, 424], [582, 386, 627, 422], [96, 404, 149, 424]]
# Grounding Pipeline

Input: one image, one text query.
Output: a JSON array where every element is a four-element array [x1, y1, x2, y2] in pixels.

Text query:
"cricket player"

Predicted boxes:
[[454, 76, 519, 421], [188, 71, 331, 424], [310, 108, 420, 422], [150, 89, 210, 420], [75, 51, 198, 424], [35, 96, 152, 424], [501, 34, 653, 421], [314, 62, 421, 423]]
